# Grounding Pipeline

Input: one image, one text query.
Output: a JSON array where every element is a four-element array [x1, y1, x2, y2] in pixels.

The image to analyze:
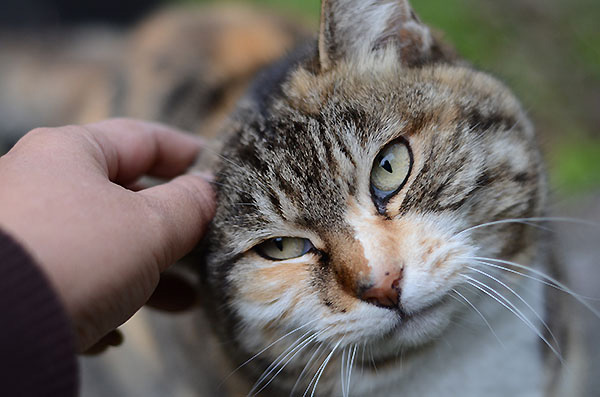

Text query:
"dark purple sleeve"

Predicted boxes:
[[0, 229, 78, 396]]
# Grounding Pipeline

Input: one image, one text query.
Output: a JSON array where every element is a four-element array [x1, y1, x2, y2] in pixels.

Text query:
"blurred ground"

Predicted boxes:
[[554, 192, 600, 396]]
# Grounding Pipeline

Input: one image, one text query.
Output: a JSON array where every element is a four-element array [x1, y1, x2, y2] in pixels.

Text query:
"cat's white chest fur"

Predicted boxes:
[[346, 272, 546, 397]]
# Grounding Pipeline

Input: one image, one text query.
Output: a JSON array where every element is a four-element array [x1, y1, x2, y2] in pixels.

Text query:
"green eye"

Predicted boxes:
[[370, 139, 412, 199], [255, 237, 314, 261]]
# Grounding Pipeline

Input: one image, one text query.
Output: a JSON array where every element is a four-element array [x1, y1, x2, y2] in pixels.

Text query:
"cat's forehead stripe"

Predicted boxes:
[[222, 112, 370, 229]]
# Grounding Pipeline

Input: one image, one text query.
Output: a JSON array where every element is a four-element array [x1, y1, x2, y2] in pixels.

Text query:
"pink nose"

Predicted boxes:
[[359, 270, 403, 308]]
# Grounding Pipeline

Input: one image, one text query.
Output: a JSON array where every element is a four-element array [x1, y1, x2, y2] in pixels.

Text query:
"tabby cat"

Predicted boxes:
[[0, 1, 584, 396], [195, 0, 579, 396]]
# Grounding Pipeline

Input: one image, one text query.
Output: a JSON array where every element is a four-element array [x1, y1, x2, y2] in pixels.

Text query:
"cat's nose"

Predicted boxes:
[[359, 270, 403, 309]]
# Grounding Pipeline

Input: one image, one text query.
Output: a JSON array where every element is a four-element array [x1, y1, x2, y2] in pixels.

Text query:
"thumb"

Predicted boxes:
[[139, 174, 216, 271]]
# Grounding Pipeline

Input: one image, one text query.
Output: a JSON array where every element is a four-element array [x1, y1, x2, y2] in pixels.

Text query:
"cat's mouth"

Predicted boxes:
[[396, 296, 451, 324], [365, 294, 448, 324], [353, 297, 454, 369]]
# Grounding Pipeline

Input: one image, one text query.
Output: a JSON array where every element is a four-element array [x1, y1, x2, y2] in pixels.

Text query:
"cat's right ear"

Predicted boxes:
[[319, 0, 437, 71]]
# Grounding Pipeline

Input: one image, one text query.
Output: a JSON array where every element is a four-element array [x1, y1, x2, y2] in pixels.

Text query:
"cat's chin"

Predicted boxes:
[[398, 301, 453, 339], [366, 296, 457, 356]]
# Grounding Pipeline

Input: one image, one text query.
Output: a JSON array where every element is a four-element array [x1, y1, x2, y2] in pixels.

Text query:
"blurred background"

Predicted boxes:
[[1, 0, 599, 195], [0, 0, 598, 395]]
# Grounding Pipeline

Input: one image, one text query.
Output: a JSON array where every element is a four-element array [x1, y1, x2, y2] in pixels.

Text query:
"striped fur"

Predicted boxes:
[[197, 1, 569, 395]]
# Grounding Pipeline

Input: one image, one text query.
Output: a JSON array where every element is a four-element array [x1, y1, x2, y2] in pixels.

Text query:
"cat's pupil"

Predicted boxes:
[[274, 238, 284, 251], [381, 158, 394, 173]]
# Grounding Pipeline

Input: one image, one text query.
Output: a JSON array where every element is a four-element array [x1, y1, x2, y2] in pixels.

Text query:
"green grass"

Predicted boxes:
[[413, 0, 511, 65], [244, 0, 320, 16], [572, 20, 600, 80], [566, 0, 600, 79], [551, 137, 600, 194]]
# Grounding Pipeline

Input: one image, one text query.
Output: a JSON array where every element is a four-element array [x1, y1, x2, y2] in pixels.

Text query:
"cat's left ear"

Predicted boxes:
[[319, 0, 438, 71]]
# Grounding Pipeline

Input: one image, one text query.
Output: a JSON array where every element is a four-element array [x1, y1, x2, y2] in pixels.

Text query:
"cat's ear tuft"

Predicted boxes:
[[319, 0, 437, 70]]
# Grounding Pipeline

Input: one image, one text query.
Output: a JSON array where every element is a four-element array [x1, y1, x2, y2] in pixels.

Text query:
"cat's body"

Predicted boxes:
[[0, 1, 587, 396]]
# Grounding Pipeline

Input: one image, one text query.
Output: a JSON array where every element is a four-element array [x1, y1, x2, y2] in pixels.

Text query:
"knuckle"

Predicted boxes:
[[27, 125, 87, 145], [106, 117, 138, 130], [27, 127, 53, 138], [104, 117, 149, 134], [18, 125, 81, 151]]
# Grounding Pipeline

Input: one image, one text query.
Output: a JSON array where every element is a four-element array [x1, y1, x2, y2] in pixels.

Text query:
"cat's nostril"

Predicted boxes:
[[359, 271, 403, 309]]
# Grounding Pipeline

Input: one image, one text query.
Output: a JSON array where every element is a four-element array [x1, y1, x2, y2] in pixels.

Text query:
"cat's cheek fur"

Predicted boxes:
[[228, 255, 400, 345], [228, 257, 317, 326]]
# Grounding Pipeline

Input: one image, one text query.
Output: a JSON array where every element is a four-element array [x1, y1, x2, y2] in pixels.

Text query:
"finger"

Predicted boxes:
[[84, 118, 203, 184], [139, 174, 216, 271]]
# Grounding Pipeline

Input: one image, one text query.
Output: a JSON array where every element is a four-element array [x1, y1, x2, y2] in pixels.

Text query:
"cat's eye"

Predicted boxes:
[[370, 139, 413, 201], [255, 237, 314, 261]]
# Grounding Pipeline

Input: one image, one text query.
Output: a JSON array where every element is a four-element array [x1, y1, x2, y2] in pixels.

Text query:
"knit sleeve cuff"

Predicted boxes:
[[0, 228, 78, 397]]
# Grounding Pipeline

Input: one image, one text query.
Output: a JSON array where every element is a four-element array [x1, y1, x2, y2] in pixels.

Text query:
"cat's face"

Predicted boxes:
[[202, 0, 546, 372]]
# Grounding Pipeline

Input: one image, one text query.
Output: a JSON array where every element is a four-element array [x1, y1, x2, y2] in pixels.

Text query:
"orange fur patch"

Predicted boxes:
[[245, 262, 308, 304], [326, 233, 371, 293]]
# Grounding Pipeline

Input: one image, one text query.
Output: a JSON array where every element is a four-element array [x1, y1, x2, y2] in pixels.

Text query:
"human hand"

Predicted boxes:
[[0, 119, 215, 351]]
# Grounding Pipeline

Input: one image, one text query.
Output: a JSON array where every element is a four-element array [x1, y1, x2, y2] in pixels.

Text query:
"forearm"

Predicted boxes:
[[0, 228, 78, 396]]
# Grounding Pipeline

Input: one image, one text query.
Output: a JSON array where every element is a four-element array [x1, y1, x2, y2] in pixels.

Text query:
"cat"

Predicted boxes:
[[0, 1, 588, 396], [195, 0, 582, 396]]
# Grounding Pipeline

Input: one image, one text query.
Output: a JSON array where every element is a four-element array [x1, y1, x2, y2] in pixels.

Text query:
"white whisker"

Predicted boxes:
[[451, 288, 504, 347], [340, 347, 347, 397], [466, 264, 560, 352], [463, 276, 563, 362], [455, 217, 598, 238], [222, 319, 319, 387], [202, 146, 245, 171], [251, 330, 326, 396], [305, 338, 344, 397], [347, 344, 358, 396], [250, 331, 312, 395], [360, 342, 366, 376], [341, 343, 351, 397], [467, 256, 600, 317], [233, 202, 258, 207], [290, 343, 325, 397], [462, 257, 577, 297], [369, 345, 378, 374]]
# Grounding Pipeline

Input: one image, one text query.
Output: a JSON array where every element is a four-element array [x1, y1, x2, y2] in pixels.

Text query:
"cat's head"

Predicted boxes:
[[202, 0, 546, 364]]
